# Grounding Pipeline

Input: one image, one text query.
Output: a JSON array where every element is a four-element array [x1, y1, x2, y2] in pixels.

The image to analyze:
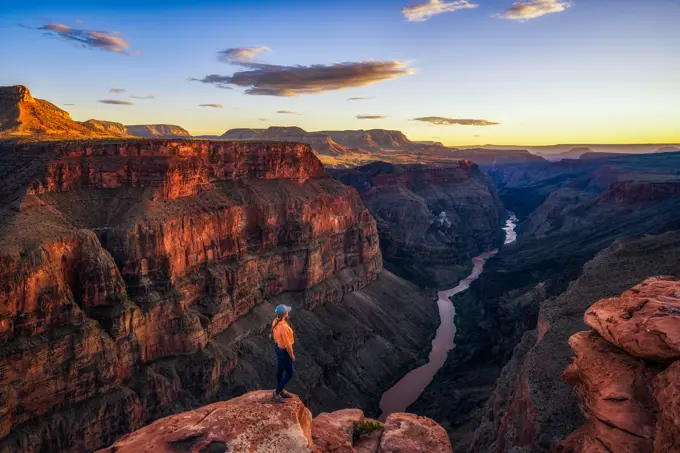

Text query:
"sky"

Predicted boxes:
[[1, 0, 679, 145]]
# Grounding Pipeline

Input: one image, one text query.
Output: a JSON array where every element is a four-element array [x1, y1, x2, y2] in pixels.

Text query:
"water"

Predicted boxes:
[[378, 212, 518, 419], [504, 212, 518, 245]]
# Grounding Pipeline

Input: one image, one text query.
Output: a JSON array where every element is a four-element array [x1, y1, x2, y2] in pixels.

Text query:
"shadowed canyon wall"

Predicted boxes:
[[331, 161, 504, 288]]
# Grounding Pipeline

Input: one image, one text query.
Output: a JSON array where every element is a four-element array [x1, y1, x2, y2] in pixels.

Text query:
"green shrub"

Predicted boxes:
[[352, 420, 383, 441]]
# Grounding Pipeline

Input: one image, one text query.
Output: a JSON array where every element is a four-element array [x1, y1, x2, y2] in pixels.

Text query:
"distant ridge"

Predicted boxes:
[[125, 124, 192, 138]]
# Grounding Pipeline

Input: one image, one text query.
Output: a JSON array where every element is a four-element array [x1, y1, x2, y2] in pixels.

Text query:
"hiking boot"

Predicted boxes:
[[279, 390, 293, 399], [271, 391, 285, 403]]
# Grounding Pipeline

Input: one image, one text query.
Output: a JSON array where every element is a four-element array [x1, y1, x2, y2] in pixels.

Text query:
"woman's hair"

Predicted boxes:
[[271, 314, 285, 336]]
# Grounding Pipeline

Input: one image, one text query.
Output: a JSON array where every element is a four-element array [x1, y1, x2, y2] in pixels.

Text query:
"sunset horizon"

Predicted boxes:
[[2, 0, 679, 146]]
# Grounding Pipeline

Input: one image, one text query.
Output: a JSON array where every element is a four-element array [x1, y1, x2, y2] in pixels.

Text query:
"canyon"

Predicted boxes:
[[410, 151, 680, 451], [330, 161, 504, 288], [0, 138, 441, 453]]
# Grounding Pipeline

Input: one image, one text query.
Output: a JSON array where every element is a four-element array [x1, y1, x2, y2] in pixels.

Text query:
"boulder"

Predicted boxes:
[[378, 413, 452, 453], [312, 409, 365, 453], [560, 331, 657, 453], [95, 391, 316, 453], [584, 277, 680, 362]]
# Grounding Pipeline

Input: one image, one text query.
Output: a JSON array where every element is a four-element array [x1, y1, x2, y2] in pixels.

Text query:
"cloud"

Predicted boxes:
[[38, 24, 131, 53], [356, 114, 388, 120], [277, 110, 301, 115], [402, 0, 478, 21], [497, 0, 573, 20], [258, 118, 268, 121], [199, 104, 223, 108], [99, 99, 133, 105], [413, 116, 500, 126], [218, 46, 271, 63], [109, 88, 126, 93], [63, 103, 75, 106], [193, 60, 415, 97], [130, 94, 155, 99], [347, 97, 374, 101]]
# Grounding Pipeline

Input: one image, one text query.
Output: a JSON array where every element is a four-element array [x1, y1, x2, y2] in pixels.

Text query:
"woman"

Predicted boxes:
[[271, 304, 295, 402]]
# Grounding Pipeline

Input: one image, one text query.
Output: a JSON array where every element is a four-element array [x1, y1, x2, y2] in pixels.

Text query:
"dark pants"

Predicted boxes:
[[275, 345, 294, 394]]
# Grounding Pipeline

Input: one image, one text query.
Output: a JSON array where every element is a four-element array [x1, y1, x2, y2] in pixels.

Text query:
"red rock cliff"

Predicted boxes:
[[557, 277, 680, 453], [0, 139, 383, 452]]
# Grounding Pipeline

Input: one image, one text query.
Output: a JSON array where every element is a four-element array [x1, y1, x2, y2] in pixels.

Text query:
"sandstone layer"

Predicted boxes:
[[96, 390, 453, 453], [557, 278, 680, 453], [331, 161, 504, 288], [0, 139, 439, 453]]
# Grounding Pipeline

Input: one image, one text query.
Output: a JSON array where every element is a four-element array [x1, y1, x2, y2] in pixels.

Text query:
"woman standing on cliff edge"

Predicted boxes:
[[271, 304, 296, 403]]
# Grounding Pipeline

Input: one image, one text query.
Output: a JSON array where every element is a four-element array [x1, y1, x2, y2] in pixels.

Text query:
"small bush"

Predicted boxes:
[[352, 420, 383, 441]]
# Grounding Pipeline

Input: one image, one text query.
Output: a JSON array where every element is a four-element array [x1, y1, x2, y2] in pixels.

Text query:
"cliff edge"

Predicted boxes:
[[96, 390, 453, 453]]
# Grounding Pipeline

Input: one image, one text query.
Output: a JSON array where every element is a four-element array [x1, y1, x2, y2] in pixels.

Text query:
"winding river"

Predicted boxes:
[[378, 212, 518, 419]]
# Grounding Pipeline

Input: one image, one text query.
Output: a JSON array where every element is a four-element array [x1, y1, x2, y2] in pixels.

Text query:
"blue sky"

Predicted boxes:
[[1, 0, 679, 144]]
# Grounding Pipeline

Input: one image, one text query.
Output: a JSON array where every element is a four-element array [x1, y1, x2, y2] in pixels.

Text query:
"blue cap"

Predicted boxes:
[[275, 304, 292, 316]]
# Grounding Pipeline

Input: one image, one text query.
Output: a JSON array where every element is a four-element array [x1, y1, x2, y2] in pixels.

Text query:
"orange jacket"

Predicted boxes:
[[272, 319, 295, 350]]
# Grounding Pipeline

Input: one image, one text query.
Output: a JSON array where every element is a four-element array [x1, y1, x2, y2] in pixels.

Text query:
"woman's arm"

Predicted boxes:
[[286, 344, 295, 361]]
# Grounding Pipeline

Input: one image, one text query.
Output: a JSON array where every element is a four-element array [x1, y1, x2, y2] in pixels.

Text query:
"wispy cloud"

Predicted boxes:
[[258, 118, 268, 121], [497, 0, 573, 21], [218, 46, 271, 63], [277, 110, 301, 115], [109, 88, 126, 93], [99, 99, 133, 105], [130, 94, 155, 99], [402, 0, 478, 21], [413, 116, 500, 126], [199, 103, 223, 108], [347, 97, 374, 101], [193, 60, 415, 97], [63, 103, 75, 106], [37, 24, 131, 53], [356, 114, 388, 119]]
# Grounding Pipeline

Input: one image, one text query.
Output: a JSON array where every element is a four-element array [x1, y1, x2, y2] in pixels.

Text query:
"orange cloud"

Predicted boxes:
[[357, 114, 388, 119], [218, 46, 271, 63], [99, 99, 133, 105], [194, 60, 415, 97], [497, 0, 573, 20], [38, 24, 130, 53], [414, 117, 499, 126], [402, 0, 478, 22]]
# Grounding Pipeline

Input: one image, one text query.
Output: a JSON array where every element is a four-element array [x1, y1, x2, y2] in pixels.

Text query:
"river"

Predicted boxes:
[[378, 212, 518, 419]]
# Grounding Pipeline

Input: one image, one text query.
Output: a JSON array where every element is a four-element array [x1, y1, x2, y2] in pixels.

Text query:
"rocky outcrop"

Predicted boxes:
[[464, 231, 680, 453], [600, 180, 680, 205], [331, 160, 504, 288], [556, 277, 680, 453], [125, 124, 192, 138], [0, 85, 128, 138], [96, 391, 452, 453], [0, 139, 440, 453]]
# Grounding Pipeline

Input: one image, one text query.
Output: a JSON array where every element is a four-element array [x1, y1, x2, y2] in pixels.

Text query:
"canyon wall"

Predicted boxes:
[[331, 161, 504, 288], [0, 139, 438, 453], [469, 231, 680, 453]]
